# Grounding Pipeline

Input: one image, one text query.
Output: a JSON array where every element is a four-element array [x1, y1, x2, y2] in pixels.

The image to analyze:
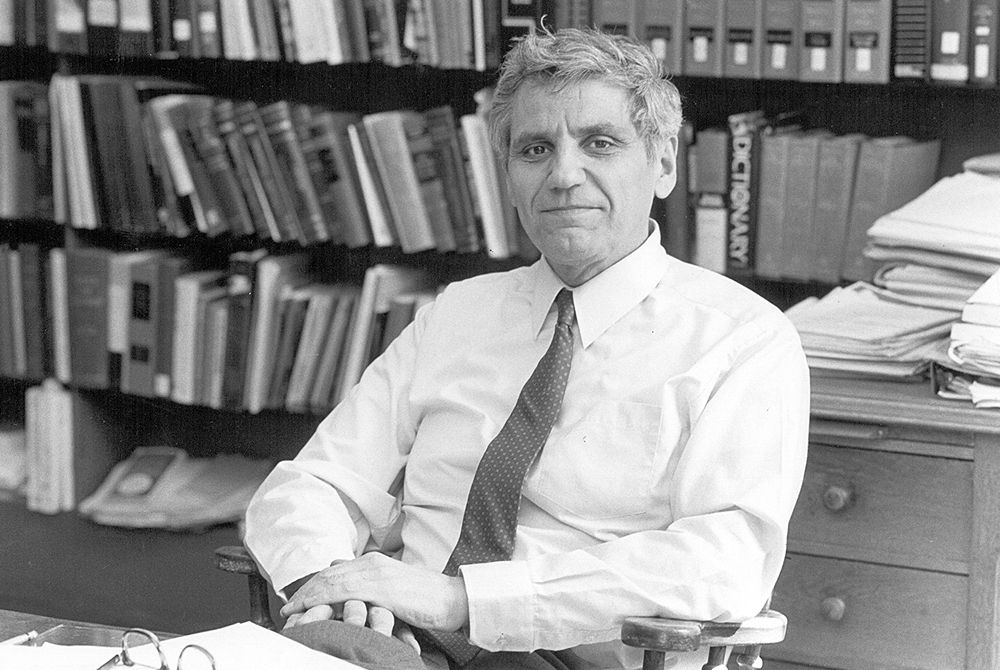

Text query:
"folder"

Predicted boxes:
[[683, 0, 727, 76]]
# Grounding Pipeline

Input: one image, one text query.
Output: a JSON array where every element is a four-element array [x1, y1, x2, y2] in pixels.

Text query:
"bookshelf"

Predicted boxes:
[[0, 0, 998, 642]]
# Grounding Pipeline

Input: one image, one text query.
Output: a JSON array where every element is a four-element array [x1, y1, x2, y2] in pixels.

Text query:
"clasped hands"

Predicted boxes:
[[280, 552, 470, 653]]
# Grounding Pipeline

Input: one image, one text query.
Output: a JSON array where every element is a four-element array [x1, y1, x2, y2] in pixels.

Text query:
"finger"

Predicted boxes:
[[282, 612, 303, 630], [342, 600, 368, 628], [367, 606, 394, 638], [298, 604, 335, 626], [394, 621, 420, 654]]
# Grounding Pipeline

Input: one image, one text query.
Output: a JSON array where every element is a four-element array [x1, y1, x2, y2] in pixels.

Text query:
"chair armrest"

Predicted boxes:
[[620, 610, 787, 653], [214, 545, 276, 630]]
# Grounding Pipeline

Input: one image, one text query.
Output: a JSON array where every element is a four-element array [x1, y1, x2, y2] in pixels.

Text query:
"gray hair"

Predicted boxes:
[[487, 27, 683, 162]]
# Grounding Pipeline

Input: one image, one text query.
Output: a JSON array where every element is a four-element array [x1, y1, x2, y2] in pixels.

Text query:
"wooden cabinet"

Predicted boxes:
[[766, 377, 1000, 670]]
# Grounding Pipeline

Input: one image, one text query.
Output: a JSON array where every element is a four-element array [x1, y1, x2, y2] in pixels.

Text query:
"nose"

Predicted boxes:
[[546, 146, 586, 190]]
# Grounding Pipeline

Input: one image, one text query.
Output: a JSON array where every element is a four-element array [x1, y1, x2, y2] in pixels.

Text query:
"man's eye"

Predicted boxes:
[[589, 138, 615, 150], [524, 145, 549, 157]]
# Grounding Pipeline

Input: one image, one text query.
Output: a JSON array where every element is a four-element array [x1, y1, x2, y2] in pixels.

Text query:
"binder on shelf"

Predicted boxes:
[[723, 0, 765, 78], [65, 247, 112, 390], [593, 0, 637, 35], [930, 0, 972, 83], [780, 128, 835, 281], [683, 0, 727, 76], [725, 111, 768, 278], [799, 0, 846, 82], [971, 0, 999, 85], [755, 128, 800, 280], [840, 136, 941, 282], [220, 248, 268, 412], [810, 133, 865, 284], [50, 0, 89, 54], [844, 0, 893, 83], [892, 0, 932, 79], [118, 0, 155, 56], [347, 121, 399, 248], [636, 0, 685, 76], [170, 269, 227, 407], [692, 125, 728, 274], [86, 0, 119, 56], [761, 0, 800, 78], [190, 0, 222, 58], [18, 243, 51, 382]]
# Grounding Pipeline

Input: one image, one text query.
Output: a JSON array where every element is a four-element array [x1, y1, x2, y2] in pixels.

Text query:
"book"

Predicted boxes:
[[124, 253, 194, 399], [50, 0, 89, 54], [971, 0, 999, 85], [284, 284, 342, 413], [810, 133, 865, 284], [593, 0, 637, 35], [266, 284, 312, 409], [661, 120, 695, 262], [18, 243, 51, 382], [219, 0, 256, 60], [219, 248, 268, 412], [755, 129, 800, 279], [213, 99, 280, 241], [724, 0, 765, 78], [0, 82, 53, 221], [683, 0, 727, 77], [108, 250, 164, 391], [234, 100, 305, 243], [249, 0, 282, 60], [347, 120, 399, 248], [844, 0, 893, 83], [424, 106, 480, 254], [203, 292, 230, 408], [892, 0, 932, 79], [49, 247, 71, 384], [761, 0, 800, 78], [725, 111, 767, 278], [692, 126, 728, 273], [636, 0, 685, 75], [190, 0, 222, 58], [171, 269, 227, 407], [65, 247, 113, 389], [460, 112, 510, 258], [336, 264, 431, 403], [118, 80, 160, 234], [362, 0, 404, 65], [362, 110, 449, 254], [780, 129, 835, 280], [118, 0, 156, 56], [288, 0, 335, 64], [293, 105, 373, 248], [799, 0, 846, 82], [259, 101, 330, 244], [244, 252, 310, 414], [840, 137, 942, 282], [930, 0, 972, 83], [6, 247, 26, 378], [308, 285, 360, 412], [86, 0, 120, 56]]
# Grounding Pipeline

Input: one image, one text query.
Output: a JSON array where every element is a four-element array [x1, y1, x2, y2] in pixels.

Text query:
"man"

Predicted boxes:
[[244, 27, 809, 670]]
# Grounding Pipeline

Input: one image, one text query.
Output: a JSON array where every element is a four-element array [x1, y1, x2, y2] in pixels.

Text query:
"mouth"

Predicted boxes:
[[540, 205, 598, 213]]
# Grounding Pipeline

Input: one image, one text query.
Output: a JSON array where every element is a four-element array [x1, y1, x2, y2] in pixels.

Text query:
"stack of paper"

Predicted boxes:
[[78, 446, 274, 530], [865, 172, 1000, 289], [948, 269, 1000, 384], [786, 283, 958, 380]]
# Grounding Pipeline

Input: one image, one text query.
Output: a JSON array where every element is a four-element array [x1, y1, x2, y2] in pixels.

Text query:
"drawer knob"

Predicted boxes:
[[823, 485, 854, 512], [821, 596, 847, 622]]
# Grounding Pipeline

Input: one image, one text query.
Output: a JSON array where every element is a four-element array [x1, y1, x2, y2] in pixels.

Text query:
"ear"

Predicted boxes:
[[653, 135, 678, 200]]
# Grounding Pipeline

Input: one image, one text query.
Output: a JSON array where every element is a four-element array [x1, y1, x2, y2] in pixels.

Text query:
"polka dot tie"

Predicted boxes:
[[419, 289, 576, 666]]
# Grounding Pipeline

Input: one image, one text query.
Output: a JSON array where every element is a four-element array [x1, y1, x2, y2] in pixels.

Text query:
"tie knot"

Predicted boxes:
[[555, 289, 575, 329]]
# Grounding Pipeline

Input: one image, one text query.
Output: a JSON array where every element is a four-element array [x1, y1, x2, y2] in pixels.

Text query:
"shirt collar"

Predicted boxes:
[[528, 221, 669, 347]]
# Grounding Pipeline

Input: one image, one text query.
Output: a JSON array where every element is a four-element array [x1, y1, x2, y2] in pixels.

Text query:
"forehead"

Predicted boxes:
[[508, 78, 635, 137]]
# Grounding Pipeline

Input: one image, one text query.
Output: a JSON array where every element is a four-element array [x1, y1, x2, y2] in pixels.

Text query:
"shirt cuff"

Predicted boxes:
[[460, 561, 534, 651]]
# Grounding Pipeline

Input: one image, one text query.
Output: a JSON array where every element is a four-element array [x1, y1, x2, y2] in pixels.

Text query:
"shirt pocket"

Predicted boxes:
[[534, 400, 662, 520]]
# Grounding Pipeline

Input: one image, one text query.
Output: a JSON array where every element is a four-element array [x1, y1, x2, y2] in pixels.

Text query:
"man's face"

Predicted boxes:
[[504, 78, 676, 286]]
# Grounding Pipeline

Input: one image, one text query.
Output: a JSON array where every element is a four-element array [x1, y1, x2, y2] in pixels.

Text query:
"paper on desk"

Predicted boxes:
[[0, 622, 365, 670]]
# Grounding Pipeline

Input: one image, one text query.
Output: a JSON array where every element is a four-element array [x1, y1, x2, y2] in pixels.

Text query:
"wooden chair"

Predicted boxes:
[[215, 545, 787, 669]]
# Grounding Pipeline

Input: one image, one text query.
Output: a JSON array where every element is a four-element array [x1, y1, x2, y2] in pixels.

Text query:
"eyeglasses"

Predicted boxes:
[[95, 628, 215, 670]]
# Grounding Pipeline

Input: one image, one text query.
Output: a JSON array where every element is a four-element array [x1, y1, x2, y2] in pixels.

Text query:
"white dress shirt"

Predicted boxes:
[[244, 223, 810, 670]]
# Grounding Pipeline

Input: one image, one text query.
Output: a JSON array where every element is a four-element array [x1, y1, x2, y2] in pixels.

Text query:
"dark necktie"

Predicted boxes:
[[421, 289, 576, 666]]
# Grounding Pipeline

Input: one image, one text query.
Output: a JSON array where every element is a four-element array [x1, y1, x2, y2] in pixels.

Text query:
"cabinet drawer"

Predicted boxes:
[[789, 444, 972, 573], [769, 554, 966, 670]]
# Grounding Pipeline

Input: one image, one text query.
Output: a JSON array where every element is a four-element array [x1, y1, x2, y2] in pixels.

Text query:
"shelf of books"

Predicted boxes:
[[1, 0, 999, 633]]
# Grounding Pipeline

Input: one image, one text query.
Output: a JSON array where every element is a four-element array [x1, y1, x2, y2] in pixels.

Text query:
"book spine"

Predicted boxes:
[[635, 0, 685, 76], [725, 114, 764, 277], [844, 0, 892, 83], [424, 106, 480, 254], [593, 0, 637, 35], [724, 0, 764, 78], [124, 258, 160, 397], [118, 0, 155, 56], [403, 112, 457, 253], [761, 0, 800, 78], [51, 0, 89, 54], [65, 247, 111, 389], [930, 0, 972, 82], [892, 0, 932, 79], [153, 256, 192, 398], [213, 100, 278, 240], [799, 0, 846, 82], [19, 243, 49, 381], [754, 132, 795, 279], [683, 0, 727, 76]]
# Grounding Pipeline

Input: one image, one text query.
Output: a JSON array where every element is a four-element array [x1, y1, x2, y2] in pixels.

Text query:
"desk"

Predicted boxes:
[[0, 608, 174, 646]]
